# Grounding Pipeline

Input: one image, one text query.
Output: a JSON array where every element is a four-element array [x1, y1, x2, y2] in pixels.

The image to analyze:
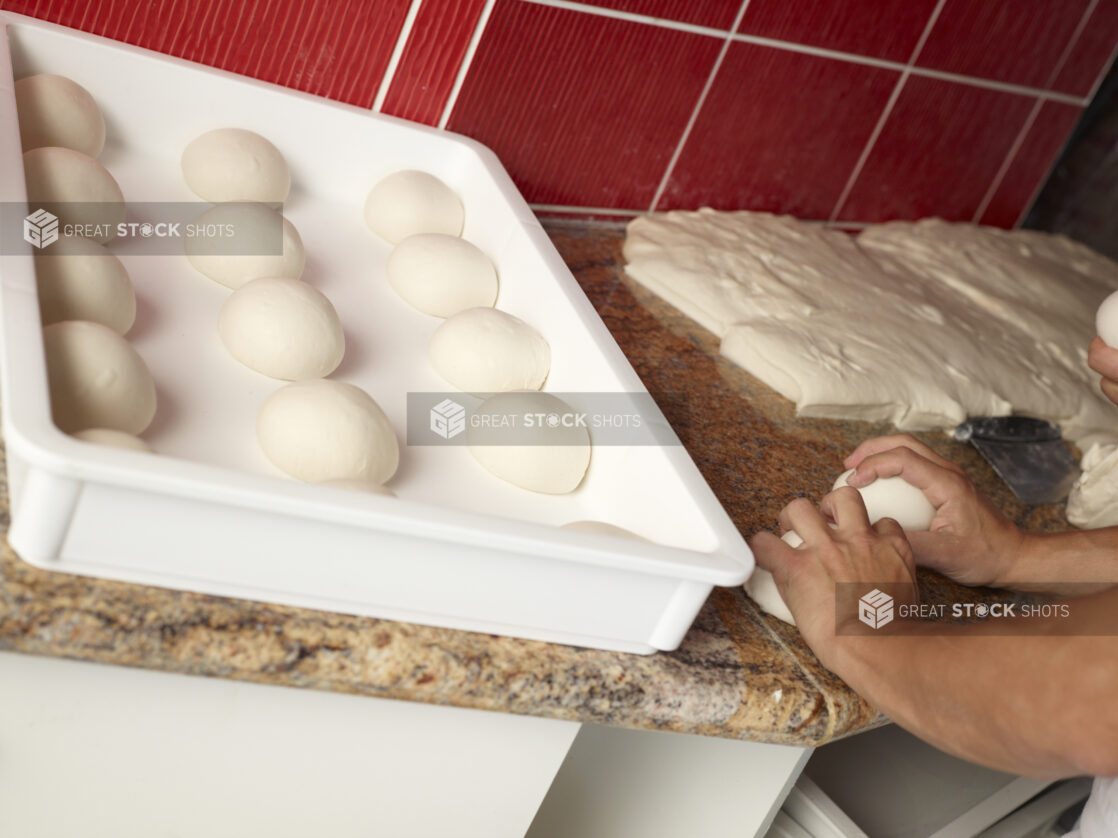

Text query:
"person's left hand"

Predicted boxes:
[[749, 487, 919, 669]]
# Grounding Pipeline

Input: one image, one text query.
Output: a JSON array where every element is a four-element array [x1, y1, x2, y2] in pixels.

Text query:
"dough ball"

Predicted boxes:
[[15, 74, 106, 158], [218, 277, 344, 380], [744, 569, 794, 625], [72, 428, 152, 452], [258, 379, 399, 484], [35, 234, 135, 333], [319, 478, 396, 497], [364, 170, 463, 244], [185, 202, 305, 289], [1097, 290, 1118, 348], [468, 391, 590, 494], [832, 468, 936, 531], [429, 307, 549, 393], [23, 146, 125, 242], [386, 234, 497, 318], [44, 320, 156, 434], [181, 128, 290, 202], [562, 520, 645, 540]]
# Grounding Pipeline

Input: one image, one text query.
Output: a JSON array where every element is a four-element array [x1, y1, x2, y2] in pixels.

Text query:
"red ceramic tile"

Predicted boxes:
[[838, 76, 1037, 223], [573, 0, 741, 30], [738, 0, 939, 63], [917, 0, 1091, 89], [381, 0, 488, 125], [446, 0, 721, 209], [2, 0, 411, 107], [979, 101, 1083, 228], [658, 44, 899, 217], [1052, 0, 1118, 97]]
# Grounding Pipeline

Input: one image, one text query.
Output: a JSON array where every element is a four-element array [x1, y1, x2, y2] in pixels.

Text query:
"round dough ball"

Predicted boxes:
[[35, 234, 135, 333], [181, 128, 290, 202], [468, 391, 590, 494], [832, 468, 936, 531], [72, 428, 152, 452], [319, 478, 395, 497], [185, 202, 305, 289], [1097, 290, 1118, 348], [219, 277, 344, 380], [23, 146, 125, 242], [258, 379, 399, 484], [429, 307, 549, 393], [386, 234, 497, 317], [15, 74, 106, 157], [44, 320, 156, 434], [364, 170, 463, 244], [562, 520, 645, 540], [744, 569, 794, 624]]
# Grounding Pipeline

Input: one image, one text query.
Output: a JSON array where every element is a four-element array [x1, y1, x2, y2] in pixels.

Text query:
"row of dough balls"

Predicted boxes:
[[365, 172, 590, 495], [16, 74, 157, 452], [179, 128, 398, 494]]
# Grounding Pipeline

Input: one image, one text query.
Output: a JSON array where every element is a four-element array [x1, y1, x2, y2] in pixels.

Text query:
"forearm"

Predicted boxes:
[[824, 588, 1118, 779], [995, 528, 1118, 595]]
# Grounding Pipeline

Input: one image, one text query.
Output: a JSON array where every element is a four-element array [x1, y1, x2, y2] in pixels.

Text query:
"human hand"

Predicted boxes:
[[749, 487, 918, 668], [843, 434, 1025, 588], [1088, 337, 1118, 407]]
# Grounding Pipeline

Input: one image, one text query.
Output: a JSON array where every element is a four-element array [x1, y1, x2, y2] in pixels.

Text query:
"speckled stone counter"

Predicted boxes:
[[0, 220, 1073, 746]]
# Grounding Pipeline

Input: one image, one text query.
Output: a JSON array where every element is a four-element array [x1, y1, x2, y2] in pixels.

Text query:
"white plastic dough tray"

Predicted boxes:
[[0, 13, 753, 654]]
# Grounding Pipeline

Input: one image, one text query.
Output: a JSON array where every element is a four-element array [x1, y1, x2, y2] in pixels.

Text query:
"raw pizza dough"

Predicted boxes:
[[319, 478, 396, 497], [185, 202, 305, 289], [1067, 443, 1118, 529], [23, 146, 125, 242], [218, 277, 344, 380], [35, 234, 135, 333], [1097, 290, 1118, 348], [15, 74, 106, 157], [181, 128, 290, 203], [429, 307, 550, 393], [386, 233, 498, 317], [73, 428, 152, 452], [257, 379, 399, 485], [44, 320, 156, 434], [364, 170, 464, 244]]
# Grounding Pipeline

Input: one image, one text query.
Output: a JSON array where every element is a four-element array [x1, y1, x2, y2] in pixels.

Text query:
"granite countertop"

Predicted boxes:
[[0, 220, 1073, 746]]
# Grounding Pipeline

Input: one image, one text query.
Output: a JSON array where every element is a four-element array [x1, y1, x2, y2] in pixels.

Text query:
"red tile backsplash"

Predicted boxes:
[[737, 0, 939, 63], [446, 0, 720, 208], [837, 76, 1037, 223], [916, 0, 1091, 89], [1, 0, 410, 107], [1, 0, 1115, 223], [658, 44, 898, 217], [381, 0, 488, 126], [979, 101, 1084, 229], [1052, 0, 1118, 97]]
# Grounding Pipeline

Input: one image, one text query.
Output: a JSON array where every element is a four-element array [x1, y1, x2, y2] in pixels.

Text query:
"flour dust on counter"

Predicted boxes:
[[623, 210, 1118, 528]]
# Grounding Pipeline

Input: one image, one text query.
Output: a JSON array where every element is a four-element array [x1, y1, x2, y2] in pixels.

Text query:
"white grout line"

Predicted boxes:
[[828, 0, 947, 222], [437, 0, 498, 129], [530, 203, 644, 216], [971, 0, 1097, 224], [372, 0, 425, 112], [647, 0, 753, 213], [520, 0, 1089, 106]]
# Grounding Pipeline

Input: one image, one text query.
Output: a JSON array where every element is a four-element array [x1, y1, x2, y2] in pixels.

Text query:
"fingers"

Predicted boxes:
[[1102, 377, 1118, 409], [1088, 337, 1118, 381], [749, 531, 797, 579], [843, 433, 959, 472], [779, 497, 832, 546], [820, 486, 871, 534], [845, 446, 968, 509]]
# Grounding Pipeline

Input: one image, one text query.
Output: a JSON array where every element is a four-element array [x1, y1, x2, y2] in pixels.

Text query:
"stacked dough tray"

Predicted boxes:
[[0, 12, 753, 654]]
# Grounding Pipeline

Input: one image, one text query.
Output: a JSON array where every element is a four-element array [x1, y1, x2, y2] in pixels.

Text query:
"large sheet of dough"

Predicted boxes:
[[623, 211, 1118, 445]]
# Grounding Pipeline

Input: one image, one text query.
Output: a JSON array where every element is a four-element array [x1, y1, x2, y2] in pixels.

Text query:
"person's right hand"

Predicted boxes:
[[843, 434, 1026, 588], [1087, 337, 1118, 408]]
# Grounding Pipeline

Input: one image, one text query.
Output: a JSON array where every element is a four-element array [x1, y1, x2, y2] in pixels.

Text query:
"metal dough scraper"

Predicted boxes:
[[953, 416, 1081, 505]]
